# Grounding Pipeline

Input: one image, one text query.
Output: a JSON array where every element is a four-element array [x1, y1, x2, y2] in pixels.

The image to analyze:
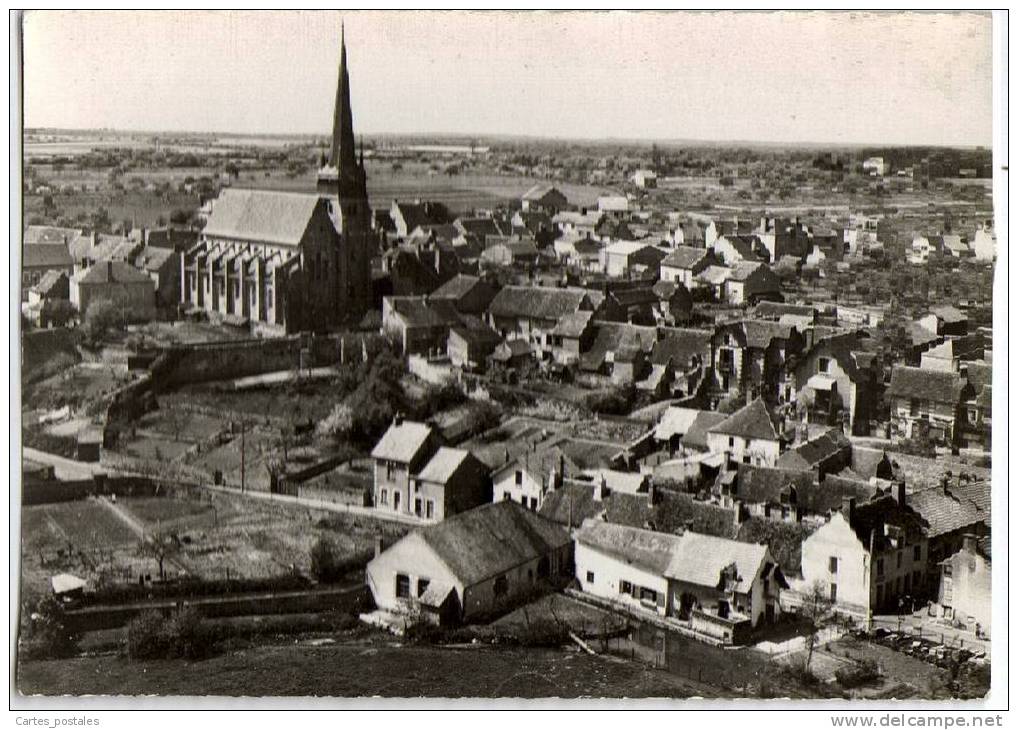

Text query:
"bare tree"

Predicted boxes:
[[138, 531, 180, 582], [801, 579, 833, 676]]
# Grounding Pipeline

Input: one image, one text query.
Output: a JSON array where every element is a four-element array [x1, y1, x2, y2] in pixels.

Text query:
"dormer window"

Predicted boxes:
[[818, 357, 831, 374]]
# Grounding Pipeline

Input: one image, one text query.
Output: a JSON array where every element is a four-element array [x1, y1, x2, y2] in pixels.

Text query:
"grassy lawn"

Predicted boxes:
[[17, 640, 714, 698], [22, 502, 137, 552], [118, 496, 216, 528]]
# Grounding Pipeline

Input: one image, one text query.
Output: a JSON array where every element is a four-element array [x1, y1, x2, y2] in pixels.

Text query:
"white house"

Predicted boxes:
[[706, 397, 785, 468], [970, 224, 996, 262]]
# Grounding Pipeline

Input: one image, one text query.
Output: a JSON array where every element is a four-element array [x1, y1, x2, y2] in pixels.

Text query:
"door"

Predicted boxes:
[[393, 491, 401, 512], [414, 498, 422, 517]]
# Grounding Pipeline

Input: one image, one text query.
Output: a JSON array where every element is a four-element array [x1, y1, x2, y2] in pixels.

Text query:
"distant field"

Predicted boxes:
[[21, 501, 137, 553]]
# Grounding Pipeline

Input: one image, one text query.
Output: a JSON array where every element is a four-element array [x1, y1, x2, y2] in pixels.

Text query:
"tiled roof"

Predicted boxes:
[[539, 481, 606, 526], [575, 519, 685, 576], [650, 328, 712, 367], [654, 407, 705, 441], [419, 501, 571, 586], [801, 475, 877, 517], [724, 464, 817, 507], [964, 361, 992, 392], [23, 225, 81, 245], [708, 397, 782, 441], [754, 301, 815, 320], [664, 531, 768, 592], [487, 286, 590, 321], [888, 365, 964, 404], [846, 494, 927, 551], [31, 269, 68, 296], [907, 485, 989, 538], [429, 274, 483, 301], [683, 411, 728, 451], [23, 243, 73, 269], [371, 420, 437, 464], [387, 296, 463, 329], [203, 189, 326, 246], [551, 310, 595, 338], [661, 246, 710, 270], [728, 261, 765, 282], [775, 428, 851, 471], [416, 447, 472, 485], [73, 261, 152, 285]]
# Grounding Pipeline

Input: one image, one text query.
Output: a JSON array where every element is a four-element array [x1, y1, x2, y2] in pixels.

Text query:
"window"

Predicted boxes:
[[425, 500, 434, 519], [818, 357, 831, 373], [586, 571, 595, 584], [493, 575, 508, 597], [619, 580, 633, 595], [728, 437, 735, 448], [896, 550, 903, 569], [529, 497, 538, 511], [380, 489, 388, 505], [742, 455, 751, 464], [393, 491, 401, 511], [417, 578, 430, 597], [520, 495, 527, 506], [913, 545, 921, 561], [515, 470, 523, 485], [829, 583, 837, 602], [829, 557, 839, 574], [876, 558, 884, 577], [640, 587, 657, 603], [502, 492, 511, 501], [395, 573, 410, 599], [414, 498, 422, 517]]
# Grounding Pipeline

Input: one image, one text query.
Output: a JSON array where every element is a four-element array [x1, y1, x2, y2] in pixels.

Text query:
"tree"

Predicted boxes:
[[82, 298, 124, 345], [22, 595, 80, 659], [316, 403, 354, 443], [138, 531, 180, 581], [800, 580, 833, 677], [309, 536, 342, 583]]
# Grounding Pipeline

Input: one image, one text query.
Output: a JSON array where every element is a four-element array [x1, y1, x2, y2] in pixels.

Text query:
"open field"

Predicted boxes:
[[17, 639, 717, 698], [20, 491, 410, 603], [24, 362, 136, 412], [168, 379, 345, 423]]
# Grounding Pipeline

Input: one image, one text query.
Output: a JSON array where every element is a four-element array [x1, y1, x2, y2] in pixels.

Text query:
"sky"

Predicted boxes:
[[21, 10, 994, 147]]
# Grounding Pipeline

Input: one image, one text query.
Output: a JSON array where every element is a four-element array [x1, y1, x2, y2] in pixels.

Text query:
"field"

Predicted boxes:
[[17, 639, 716, 698], [23, 362, 135, 412], [168, 379, 345, 424], [19, 491, 410, 603]]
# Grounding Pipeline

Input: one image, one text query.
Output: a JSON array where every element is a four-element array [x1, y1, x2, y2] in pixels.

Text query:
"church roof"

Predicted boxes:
[[203, 189, 327, 247]]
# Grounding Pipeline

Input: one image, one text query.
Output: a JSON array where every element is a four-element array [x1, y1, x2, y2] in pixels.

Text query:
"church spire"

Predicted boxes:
[[319, 23, 367, 200]]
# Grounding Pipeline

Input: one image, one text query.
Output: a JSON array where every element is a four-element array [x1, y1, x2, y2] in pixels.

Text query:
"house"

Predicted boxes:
[[937, 535, 990, 635], [555, 234, 604, 272], [548, 310, 596, 365], [70, 261, 157, 322], [447, 323, 501, 371], [365, 500, 573, 625], [553, 210, 602, 239], [579, 321, 657, 382], [969, 224, 995, 261], [886, 366, 964, 445], [453, 216, 505, 241], [521, 184, 568, 214], [411, 447, 492, 522], [801, 488, 928, 616], [705, 219, 755, 249], [959, 362, 992, 450], [723, 262, 781, 305], [600, 241, 666, 278], [22, 244, 74, 301], [659, 246, 715, 288], [632, 169, 658, 189], [486, 286, 600, 359], [787, 331, 881, 435], [427, 274, 498, 315], [706, 397, 787, 469], [649, 328, 712, 398], [862, 157, 887, 176], [390, 199, 450, 238], [671, 219, 706, 248], [23, 225, 82, 246], [712, 319, 804, 403], [917, 306, 968, 338], [371, 418, 444, 516], [711, 234, 770, 266], [27, 270, 69, 307], [713, 464, 817, 523], [754, 301, 816, 324], [694, 264, 732, 300], [774, 428, 852, 478], [133, 246, 181, 311], [574, 520, 785, 643], [481, 239, 541, 269], [907, 481, 990, 593], [382, 296, 464, 356], [650, 280, 693, 326], [490, 338, 534, 369], [492, 444, 580, 511]]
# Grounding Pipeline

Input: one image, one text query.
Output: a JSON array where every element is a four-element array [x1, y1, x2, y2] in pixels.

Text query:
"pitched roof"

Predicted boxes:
[[964, 361, 992, 392], [728, 261, 766, 282], [650, 328, 712, 367], [683, 411, 728, 451], [371, 420, 437, 464], [754, 301, 815, 320], [73, 261, 152, 285], [429, 274, 484, 301], [931, 305, 967, 324], [24, 225, 81, 245], [660, 246, 710, 270], [849, 447, 894, 481], [738, 319, 798, 349], [134, 246, 176, 272], [846, 494, 927, 551], [387, 296, 463, 329], [539, 481, 606, 526], [23, 243, 73, 269], [800, 475, 878, 517], [31, 269, 68, 296], [203, 189, 325, 246], [551, 309, 595, 338], [418, 501, 571, 586], [907, 485, 989, 538], [888, 365, 965, 404], [696, 265, 732, 285], [575, 519, 685, 575], [416, 447, 473, 485], [775, 428, 851, 471], [654, 407, 705, 441], [493, 443, 581, 482], [522, 184, 564, 202], [708, 398, 782, 441], [664, 531, 769, 592], [487, 286, 589, 321], [725, 464, 817, 506]]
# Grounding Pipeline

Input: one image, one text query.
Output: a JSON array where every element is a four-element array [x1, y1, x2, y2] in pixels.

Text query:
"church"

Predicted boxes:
[[180, 29, 374, 335]]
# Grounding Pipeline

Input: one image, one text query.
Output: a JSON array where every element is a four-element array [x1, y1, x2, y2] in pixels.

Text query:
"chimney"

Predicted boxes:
[[842, 496, 856, 521], [374, 536, 384, 558], [896, 481, 907, 506], [962, 534, 978, 554], [393, 412, 404, 427]]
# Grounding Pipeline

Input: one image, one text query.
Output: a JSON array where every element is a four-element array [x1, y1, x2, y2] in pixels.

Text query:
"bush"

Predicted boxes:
[[583, 384, 635, 416], [20, 596, 80, 660], [126, 607, 217, 661], [835, 659, 880, 688], [514, 617, 571, 648], [82, 298, 124, 346], [310, 536, 349, 583]]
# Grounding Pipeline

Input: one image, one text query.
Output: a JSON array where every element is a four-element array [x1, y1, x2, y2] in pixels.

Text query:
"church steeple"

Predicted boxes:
[[320, 23, 367, 200]]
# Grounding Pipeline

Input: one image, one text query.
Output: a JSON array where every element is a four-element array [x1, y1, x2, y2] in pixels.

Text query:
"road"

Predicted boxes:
[[871, 613, 990, 654], [23, 447, 107, 480]]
